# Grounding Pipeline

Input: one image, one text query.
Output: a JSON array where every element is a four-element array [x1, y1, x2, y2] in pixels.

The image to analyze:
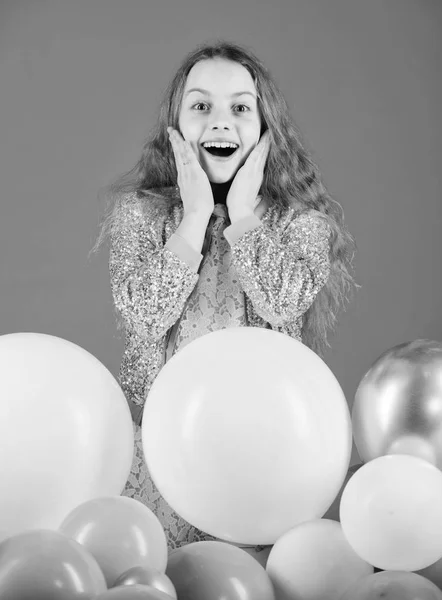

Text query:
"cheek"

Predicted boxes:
[[179, 113, 199, 133], [242, 123, 261, 147], [178, 115, 193, 140]]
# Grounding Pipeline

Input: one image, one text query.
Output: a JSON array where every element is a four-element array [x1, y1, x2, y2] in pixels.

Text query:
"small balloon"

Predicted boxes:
[[340, 570, 442, 600], [96, 584, 175, 599], [352, 339, 442, 468], [59, 496, 168, 587], [166, 541, 275, 600], [340, 454, 442, 571], [113, 566, 177, 599], [0, 529, 106, 600], [266, 519, 373, 600]]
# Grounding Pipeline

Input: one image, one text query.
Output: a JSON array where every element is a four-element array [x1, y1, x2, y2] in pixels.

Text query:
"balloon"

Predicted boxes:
[[59, 496, 168, 588], [340, 570, 442, 600], [0, 332, 133, 542], [114, 566, 177, 598], [340, 454, 442, 571], [142, 327, 352, 545], [352, 339, 442, 469], [266, 519, 373, 600], [166, 541, 275, 600], [96, 584, 174, 599], [0, 529, 106, 600]]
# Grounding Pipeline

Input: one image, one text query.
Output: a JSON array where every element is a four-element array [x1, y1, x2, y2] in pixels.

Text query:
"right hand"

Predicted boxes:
[[167, 127, 214, 217]]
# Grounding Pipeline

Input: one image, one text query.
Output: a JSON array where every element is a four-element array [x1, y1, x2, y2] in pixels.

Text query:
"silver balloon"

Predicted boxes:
[[352, 339, 442, 469]]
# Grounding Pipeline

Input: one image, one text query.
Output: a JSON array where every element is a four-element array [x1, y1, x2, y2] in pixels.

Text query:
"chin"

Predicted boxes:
[[208, 174, 231, 184], [205, 166, 239, 185]]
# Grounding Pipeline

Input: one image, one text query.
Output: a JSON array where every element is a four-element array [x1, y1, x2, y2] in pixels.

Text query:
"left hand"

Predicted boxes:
[[226, 130, 271, 222]]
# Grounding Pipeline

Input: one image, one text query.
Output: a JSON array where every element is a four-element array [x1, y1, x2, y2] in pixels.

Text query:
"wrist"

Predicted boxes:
[[183, 209, 212, 223], [228, 209, 254, 224]]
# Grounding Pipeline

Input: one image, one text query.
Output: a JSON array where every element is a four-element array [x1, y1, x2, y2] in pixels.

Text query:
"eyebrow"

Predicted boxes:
[[184, 87, 257, 99]]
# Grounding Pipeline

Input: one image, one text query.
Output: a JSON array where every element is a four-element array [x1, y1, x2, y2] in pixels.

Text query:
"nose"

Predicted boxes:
[[210, 123, 230, 130], [210, 123, 231, 133], [208, 108, 232, 131]]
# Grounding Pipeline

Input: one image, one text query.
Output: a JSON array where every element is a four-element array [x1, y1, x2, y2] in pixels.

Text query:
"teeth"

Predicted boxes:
[[203, 142, 238, 149]]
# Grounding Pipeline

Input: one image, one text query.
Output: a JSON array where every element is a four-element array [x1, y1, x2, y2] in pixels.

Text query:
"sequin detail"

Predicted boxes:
[[109, 188, 331, 550]]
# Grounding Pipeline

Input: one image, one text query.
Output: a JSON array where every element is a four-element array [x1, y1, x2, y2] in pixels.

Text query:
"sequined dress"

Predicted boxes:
[[109, 187, 331, 551]]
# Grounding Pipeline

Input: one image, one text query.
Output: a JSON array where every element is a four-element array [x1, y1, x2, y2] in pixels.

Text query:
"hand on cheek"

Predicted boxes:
[[226, 131, 271, 223], [167, 127, 214, 216]]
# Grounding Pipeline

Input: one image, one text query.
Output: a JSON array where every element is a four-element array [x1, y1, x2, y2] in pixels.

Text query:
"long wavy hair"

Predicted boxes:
[[90, 39, 360, 357]]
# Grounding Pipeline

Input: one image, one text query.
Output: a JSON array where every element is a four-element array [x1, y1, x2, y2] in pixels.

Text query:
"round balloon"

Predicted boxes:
[[142, 327, 352, 545], [352, 339, 442, 468], [0, 529, 106, 600], [0, 332, 133, 542], [166, 541, 275, 600], [340, 454, 442, 571], [266, 519, 373, 600], [114, 566, 177, 598], [59, 496, 168, 587]]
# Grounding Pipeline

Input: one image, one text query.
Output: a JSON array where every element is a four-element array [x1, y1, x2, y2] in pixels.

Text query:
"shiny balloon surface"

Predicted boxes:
[[166, 541, 275, 600], [0, 529, 106, 600], [352, 339, 442, 468]]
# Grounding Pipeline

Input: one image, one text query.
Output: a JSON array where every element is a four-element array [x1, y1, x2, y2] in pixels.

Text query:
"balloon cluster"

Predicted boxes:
[[0, 330, 442, 599]]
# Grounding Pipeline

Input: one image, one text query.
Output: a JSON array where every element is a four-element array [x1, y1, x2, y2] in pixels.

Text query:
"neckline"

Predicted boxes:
[[212, 196, 268, 219]]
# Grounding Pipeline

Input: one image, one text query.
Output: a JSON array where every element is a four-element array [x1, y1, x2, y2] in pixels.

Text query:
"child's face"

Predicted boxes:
[[178, 58, 262, 184]]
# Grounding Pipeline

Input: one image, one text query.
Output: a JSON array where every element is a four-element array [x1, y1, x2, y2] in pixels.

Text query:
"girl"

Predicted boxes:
[[90, 40, 358, 551]]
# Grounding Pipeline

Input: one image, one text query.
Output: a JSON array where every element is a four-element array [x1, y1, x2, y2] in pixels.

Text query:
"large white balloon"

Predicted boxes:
[[0, 332, 134, 542], [142, 327, 352, 545]]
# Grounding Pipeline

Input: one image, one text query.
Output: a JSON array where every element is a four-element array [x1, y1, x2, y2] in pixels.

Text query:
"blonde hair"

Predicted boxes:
[[90, 39, 360, 357]]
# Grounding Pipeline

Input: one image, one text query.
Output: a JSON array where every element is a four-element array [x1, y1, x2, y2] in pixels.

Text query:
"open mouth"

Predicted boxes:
[[201, 145, 238, 159]]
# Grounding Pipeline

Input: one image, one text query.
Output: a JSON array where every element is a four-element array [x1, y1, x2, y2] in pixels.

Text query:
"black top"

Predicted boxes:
[[210, 180, 233, 206]]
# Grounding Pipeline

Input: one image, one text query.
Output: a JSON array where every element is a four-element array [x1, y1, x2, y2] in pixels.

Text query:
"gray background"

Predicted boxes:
[[1, 0, 441, 464]]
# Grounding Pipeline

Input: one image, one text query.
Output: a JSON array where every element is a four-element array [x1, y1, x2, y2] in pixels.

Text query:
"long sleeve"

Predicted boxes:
[[109, 193, 201, 341], [223, 208, 331, 327]]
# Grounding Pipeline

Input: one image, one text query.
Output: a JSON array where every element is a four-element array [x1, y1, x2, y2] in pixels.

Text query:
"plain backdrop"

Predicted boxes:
[[1, 0, 441, 464]]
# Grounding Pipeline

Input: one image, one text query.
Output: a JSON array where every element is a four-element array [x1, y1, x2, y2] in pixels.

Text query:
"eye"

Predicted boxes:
[[193, 102, 209, 111], [191, 102, 251, 113], [234, 104, 250, 112]]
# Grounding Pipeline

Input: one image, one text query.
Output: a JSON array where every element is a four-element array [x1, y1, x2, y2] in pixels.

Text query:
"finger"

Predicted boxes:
[[170, 130, 187, 167], [259, 130, 271, 153], [167, 129, 179, 159], [257, 131, 271, 169], [246, 143, 262, 167], [168, 131, 186, 181], [181, 138, 196, 164], [249, 131, 269, 163], [170, 129, 195, 166], [170, 127, 187, 151]]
